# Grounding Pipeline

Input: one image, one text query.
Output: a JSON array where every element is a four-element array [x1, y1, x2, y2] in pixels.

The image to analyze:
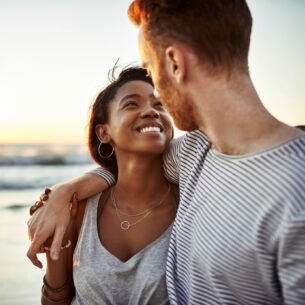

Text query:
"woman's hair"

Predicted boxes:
[[128, 0, 252, 73], [88, 65, 154, 178], [296, 125, 305, 131]]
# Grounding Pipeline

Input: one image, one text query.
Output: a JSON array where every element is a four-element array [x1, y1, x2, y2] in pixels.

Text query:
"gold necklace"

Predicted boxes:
[[111, 185, 171, 230]]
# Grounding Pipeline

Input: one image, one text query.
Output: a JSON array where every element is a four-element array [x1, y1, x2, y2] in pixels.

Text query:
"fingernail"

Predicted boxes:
[[51, 251, 59, 260]]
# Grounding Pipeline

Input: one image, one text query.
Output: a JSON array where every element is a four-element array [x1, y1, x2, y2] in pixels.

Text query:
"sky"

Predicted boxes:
[[0, 0, 304, 144]]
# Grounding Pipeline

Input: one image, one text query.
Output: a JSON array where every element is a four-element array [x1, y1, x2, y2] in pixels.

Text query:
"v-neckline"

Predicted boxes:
[[97, 222, 173, 264], [95, 190, 173, 264]]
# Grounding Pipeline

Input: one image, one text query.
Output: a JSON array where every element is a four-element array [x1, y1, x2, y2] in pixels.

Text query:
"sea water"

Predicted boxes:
[[0, 144, 97, 305]]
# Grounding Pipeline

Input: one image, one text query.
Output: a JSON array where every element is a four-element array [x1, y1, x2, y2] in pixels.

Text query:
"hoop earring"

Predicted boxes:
[[98, 142, 114, 159]]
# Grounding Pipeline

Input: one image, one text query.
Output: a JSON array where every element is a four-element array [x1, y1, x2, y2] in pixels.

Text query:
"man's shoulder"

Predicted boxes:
[[165, 130, 210, 163], [182, 130, 210, 145], [170, 130, 209, 149], [171, 130, 211, 163], [275, 134, 305, 158], [182, 130, 210, 150]]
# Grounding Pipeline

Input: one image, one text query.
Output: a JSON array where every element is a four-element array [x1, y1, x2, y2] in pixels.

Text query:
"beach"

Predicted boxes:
[[0, 144, 96, 305], [0, 193, 44, 305]]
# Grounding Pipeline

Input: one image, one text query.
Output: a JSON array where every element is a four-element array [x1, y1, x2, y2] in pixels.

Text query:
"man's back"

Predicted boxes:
[[164, 130, 305, 305]]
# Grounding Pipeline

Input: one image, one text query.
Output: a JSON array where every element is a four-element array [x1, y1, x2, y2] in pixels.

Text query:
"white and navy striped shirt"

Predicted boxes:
[[92, 130, 305, 304], [163, 130, 305, 305]]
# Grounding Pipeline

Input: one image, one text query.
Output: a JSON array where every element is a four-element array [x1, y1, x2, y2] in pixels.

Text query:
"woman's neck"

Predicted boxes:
[[114, 156, 169, 209]]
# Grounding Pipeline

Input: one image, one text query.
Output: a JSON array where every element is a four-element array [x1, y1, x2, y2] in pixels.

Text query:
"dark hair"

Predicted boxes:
[[128, 0, 252, 72], [296, 125, 305, 131], [88, 66, 154, 178]]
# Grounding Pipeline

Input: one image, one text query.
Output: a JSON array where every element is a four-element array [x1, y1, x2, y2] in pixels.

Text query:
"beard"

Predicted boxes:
[[157, 69, 198, 132]]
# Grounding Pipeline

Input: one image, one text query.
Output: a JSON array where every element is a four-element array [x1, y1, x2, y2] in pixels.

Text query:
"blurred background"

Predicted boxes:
[[0, 0, 304, 304]]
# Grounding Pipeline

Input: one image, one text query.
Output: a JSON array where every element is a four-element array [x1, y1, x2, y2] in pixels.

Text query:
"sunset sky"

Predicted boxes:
[[1, 0, 304, 144]]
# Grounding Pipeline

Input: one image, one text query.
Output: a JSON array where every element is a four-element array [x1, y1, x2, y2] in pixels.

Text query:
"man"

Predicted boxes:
[[127, 1, 305, 304], [28, 1, 305, 304]]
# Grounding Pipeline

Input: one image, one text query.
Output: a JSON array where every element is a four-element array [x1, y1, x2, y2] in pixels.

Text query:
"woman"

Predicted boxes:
[[38, 66, 178, 304]]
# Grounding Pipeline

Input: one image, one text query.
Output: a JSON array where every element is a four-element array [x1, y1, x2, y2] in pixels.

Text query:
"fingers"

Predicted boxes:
[[50, 225, 66, 261], [27, 218, 34, 241], [27, 186, 72, 264], [27, 237, 43, 269], [27, 210, 45, 268]]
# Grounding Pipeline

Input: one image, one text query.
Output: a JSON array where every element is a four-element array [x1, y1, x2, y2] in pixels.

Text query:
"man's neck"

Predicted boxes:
[[192, 72, 302, 155]]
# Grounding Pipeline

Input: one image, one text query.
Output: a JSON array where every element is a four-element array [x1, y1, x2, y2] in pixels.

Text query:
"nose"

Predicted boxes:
[[141, 105, 160, 118]]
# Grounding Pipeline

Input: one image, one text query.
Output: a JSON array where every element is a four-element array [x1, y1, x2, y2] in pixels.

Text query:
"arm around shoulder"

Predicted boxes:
[[27, 169, 113, 268], [41, 193, 81, 305]]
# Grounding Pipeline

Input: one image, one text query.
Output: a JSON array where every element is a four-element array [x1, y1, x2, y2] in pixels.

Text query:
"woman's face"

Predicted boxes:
[[103, 80, 172, 157]]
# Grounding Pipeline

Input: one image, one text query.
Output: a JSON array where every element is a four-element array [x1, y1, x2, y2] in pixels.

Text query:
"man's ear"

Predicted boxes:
[[95, 124, 111, 143], [165, 45, 185, 84]]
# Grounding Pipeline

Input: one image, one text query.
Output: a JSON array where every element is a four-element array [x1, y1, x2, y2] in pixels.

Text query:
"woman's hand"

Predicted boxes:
[[27, 172, 111, 268], [27, 184, 74, 268], [40, 192, 78, 252]]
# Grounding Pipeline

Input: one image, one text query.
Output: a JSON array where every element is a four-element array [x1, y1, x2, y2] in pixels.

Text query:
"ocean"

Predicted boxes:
[[0, 144, 97, 305]]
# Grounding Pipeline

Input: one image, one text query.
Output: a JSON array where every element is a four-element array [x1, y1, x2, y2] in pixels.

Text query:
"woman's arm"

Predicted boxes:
[[27, 133, 186, 268], [27, 170, 114, 268], [41, 193, 79, 305], [41, 241, 75, 305]]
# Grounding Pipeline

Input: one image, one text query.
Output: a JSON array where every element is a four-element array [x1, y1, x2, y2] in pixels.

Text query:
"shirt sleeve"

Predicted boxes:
[[87, 167, 116, 186], [278, 211, 305, 304], [162, 134, 186, 185]]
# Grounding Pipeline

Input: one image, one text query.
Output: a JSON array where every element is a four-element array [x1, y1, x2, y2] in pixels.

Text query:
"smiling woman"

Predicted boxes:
[[33, 66, 179, 305], [87, 66, 173, 179]]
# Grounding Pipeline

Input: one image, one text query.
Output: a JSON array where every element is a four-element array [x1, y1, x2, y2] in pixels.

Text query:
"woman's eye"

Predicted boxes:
[[124, 101, 137, 108], [155, 101, 164, 108]]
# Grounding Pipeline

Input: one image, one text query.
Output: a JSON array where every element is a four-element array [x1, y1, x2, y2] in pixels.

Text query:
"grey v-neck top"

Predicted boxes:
[[72, 193, 172, 305]]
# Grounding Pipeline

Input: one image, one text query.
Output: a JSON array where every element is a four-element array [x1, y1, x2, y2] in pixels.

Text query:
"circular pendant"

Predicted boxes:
[[120, 221, 130, 230]]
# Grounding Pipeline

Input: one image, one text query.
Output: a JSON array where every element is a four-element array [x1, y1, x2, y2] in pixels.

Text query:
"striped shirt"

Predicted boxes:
[[92, 130, 305, 304], [163, 130, 305, 305]]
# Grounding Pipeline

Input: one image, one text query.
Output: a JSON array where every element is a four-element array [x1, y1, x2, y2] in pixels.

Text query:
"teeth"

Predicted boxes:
[[140, 126, 161, 133]]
